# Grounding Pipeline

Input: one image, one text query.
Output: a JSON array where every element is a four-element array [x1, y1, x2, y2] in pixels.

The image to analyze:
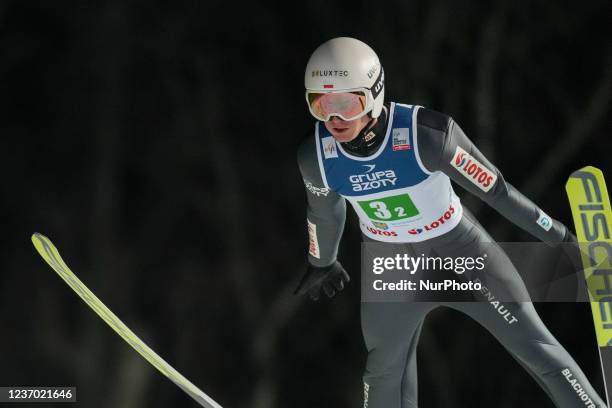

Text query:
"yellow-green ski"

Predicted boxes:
[[31, 233, 222, 408], [566, 166, 612, 405]]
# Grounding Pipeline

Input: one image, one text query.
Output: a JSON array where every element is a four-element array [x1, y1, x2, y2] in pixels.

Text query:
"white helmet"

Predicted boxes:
[[304, 37, 385, 119]]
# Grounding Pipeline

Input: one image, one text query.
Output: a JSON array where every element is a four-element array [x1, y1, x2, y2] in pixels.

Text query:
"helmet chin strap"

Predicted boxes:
[[341, 104, 389, 157]]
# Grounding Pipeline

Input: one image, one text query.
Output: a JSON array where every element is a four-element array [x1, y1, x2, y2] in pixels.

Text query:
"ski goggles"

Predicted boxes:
[[305, 89, 373, 121]]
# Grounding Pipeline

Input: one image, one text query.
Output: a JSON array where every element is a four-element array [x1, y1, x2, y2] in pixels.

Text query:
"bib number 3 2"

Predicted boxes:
[[369, 201, 406, 219], [358, 194, 419, 221]]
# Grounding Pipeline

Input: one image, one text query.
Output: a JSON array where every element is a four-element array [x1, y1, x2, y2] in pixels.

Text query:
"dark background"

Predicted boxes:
[[2, 1, 612, 407]]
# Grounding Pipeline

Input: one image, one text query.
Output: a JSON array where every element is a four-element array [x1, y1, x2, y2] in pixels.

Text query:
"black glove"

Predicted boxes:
[[294, 261, 350, 301]]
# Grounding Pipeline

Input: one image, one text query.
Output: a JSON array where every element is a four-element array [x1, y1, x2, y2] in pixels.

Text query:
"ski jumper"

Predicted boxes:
[[297, 103, 607, 408]]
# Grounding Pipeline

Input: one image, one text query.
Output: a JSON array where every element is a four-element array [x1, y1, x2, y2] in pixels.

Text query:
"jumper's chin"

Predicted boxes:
[[328, 127, 358, 143]]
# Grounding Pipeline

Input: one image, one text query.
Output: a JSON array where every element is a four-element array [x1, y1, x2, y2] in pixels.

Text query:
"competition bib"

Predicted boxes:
[[315, 103, 463, 242]]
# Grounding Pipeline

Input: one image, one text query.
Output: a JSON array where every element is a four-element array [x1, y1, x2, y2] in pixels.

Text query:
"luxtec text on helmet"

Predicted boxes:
[[305, 37, 385, 121]]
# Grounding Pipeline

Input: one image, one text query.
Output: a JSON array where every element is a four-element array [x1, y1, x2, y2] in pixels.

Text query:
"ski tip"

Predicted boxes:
[[31, 232, 50, 246], [580, 165, 602, 173], [569, 166, 603, 178]]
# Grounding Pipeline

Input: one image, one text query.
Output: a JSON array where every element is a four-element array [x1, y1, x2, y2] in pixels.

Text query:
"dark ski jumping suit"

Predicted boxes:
[[298, 103, 607, 408]]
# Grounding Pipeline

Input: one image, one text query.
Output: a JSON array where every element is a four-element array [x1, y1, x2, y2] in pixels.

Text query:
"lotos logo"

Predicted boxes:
[[451, 146, 498, 192], [455, 152, 466, 167], [366, 226, 398, 237], [408, 205, 456, 234], [372, 221, 389, 230], [349, 165, 397, 192]]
